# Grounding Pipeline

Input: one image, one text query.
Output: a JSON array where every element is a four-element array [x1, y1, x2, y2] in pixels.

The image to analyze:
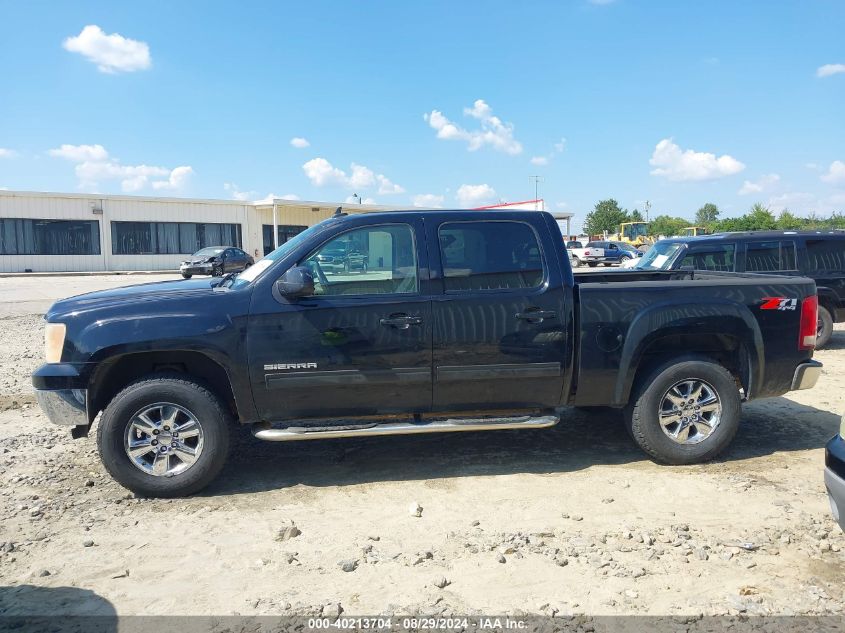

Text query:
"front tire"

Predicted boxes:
[[625, 358, 740, 464], [570, 256, 581, 268], [817, 305, 834, 349], [97, 374, 231, 497]]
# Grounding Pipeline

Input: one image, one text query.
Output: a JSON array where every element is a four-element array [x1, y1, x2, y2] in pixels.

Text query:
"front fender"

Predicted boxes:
[[614, 299, 764, 405]]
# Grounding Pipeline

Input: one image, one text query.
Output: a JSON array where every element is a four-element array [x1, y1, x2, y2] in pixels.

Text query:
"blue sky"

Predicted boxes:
[[1, 0, 844, 232]]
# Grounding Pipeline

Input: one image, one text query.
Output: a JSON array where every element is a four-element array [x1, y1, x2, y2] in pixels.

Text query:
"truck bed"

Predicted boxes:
[[571, 269, 817, 406]]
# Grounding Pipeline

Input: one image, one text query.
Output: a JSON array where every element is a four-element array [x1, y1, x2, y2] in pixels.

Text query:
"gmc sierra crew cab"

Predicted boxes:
[[33, 210, 823, 497]]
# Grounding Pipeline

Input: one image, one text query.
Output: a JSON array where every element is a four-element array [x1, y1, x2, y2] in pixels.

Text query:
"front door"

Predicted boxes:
[[427, 217, 568, 412], [248, 220, 432, 421]]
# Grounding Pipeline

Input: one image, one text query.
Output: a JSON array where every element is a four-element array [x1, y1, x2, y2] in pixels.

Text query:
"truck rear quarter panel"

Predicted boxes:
[[572, 274, 815, 407]]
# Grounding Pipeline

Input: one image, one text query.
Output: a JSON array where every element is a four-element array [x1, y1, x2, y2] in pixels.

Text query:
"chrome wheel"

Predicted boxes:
[[658, 379, 721, 445], [124, 403, 204, 477]]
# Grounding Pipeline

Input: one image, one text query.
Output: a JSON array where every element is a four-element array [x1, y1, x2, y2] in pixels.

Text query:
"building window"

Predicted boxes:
[[111, 222, 242, 255], [262, 224, 308, 255], [0, 218, 101, 255]]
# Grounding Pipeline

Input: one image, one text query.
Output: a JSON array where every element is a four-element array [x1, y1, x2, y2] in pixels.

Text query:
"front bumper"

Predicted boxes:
[[35, 388, 88, 428], [791, 360, 823, 391], [180, 263, 213, 275], [32, 363, 91, 431], [825, 435, 845, 531]]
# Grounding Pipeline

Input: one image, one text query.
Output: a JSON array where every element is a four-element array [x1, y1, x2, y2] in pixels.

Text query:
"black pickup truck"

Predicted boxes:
[[33, 210, 822, 497]]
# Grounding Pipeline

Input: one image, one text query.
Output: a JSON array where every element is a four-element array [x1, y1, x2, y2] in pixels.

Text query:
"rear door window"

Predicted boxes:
[[805, 238, 845, 272], [745, 240, 797, 272], [438, 221, 545, 292], [678, 244, 736, 271]]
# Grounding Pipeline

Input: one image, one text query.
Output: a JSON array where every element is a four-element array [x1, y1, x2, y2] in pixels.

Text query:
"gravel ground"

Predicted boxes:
[[1, 275, 844, 617]]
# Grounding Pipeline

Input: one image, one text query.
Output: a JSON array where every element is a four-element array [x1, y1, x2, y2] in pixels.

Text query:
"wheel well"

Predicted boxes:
[[88, 351, 238, 423], [632, 333, 749, 399]]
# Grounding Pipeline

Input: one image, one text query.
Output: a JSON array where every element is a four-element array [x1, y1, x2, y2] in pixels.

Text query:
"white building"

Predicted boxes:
[[0, 190, 575, 273]]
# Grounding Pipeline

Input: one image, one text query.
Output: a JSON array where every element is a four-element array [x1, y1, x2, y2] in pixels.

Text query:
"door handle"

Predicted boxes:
[[379, 314, 423, 330], [515, 309, 557, 324]]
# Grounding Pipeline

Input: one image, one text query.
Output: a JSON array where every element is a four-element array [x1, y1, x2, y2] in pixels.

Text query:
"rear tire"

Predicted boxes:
[[817, 305, 834, 349], [625, 358, 740, 464], [97, 373, 231, 498], [571, 257, 581, 268], [181, 272, 192, 279], [588, 262, 598, 268], [603, 263, 613, 267]]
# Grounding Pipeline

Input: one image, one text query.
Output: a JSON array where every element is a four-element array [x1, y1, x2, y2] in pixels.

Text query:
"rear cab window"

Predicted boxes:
[[438, 221, 546, 292]]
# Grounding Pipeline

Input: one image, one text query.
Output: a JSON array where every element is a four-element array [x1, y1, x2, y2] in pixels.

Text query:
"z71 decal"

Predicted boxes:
[[760, 297, 797, 311]]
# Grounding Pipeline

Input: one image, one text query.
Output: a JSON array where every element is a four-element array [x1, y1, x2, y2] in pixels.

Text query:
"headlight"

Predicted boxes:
[[44, 323, 66, 363]]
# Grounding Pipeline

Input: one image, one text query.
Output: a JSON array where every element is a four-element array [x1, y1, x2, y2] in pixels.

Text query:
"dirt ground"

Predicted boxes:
[[1, 274, 844, 618]]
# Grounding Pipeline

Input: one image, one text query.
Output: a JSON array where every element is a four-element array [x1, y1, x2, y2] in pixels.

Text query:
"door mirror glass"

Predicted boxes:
[[276, 266, 315, 298]]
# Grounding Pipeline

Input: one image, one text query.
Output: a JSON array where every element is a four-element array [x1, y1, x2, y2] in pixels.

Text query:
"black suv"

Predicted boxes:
[[636, 231, 845, 348]]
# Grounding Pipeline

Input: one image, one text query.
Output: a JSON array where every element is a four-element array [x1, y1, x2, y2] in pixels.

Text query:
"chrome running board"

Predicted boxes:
[[251, 414, 559, 442]]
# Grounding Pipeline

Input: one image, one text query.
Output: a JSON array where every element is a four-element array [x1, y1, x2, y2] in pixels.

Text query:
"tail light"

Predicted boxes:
[[799, 295, 818, 350], [584, 250, 591, 256]]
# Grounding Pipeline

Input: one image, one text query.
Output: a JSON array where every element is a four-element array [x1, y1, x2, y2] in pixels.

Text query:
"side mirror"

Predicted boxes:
[[276, 266, 315, 298]]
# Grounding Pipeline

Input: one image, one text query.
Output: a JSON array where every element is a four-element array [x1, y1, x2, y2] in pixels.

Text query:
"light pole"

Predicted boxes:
[[352, 193, 363, 205]]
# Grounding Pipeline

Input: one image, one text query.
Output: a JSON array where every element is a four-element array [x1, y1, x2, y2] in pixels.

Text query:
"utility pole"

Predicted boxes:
[[644, 200, 651, 222], [529, 176, 545, 210]]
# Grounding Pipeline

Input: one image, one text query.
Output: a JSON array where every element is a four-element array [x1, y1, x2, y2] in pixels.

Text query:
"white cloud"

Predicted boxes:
[[376, 174, 405, 195], [290, 137, 310, 148], [0, 148, 16, 158], [224, 182, 256, 201], [348, 163, 375, 189], [738, 173, 780, 195], [302, 157, 403, 194], [424, 99, 523, 155], [412, 193, 444, 208], [821, 160, 845, 185], [63, 25, 151, 74], [302, 157, 348, 187], [345, 195, 376, 205], [48, 143, 192, 192], [817, 64, 845, 78], [456, 184, 496, 208], [767, 191, 845, 214], [649, 138, 745, 182], [530, 137, 566, 166], [48, 143, 109, 162], [253, 193, 301, 205]]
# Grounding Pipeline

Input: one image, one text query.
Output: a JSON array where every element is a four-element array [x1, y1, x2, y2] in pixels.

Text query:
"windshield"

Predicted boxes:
[[194, 247, 225, 257], [229, 221, 329, 288], [622, 223, 649, 240], [635, 241, 685, 270]]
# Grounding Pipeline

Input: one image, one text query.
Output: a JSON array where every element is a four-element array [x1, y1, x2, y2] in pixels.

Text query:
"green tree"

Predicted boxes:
[[629, 208, 644, 222], [745, 203, 777, 230], [583, 199, 628, 235], [776, 209, 802, 230], [649, 215, 689, 238], [695, 203, 719, 227]]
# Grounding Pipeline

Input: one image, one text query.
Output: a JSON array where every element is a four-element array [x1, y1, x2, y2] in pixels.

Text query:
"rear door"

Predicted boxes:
[[426, 215, 568, 411], [247, 219, 433, 421]]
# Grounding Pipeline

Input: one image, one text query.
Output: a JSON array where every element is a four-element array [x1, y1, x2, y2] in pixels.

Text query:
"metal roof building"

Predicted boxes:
[[0, 190, 575, 273]]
